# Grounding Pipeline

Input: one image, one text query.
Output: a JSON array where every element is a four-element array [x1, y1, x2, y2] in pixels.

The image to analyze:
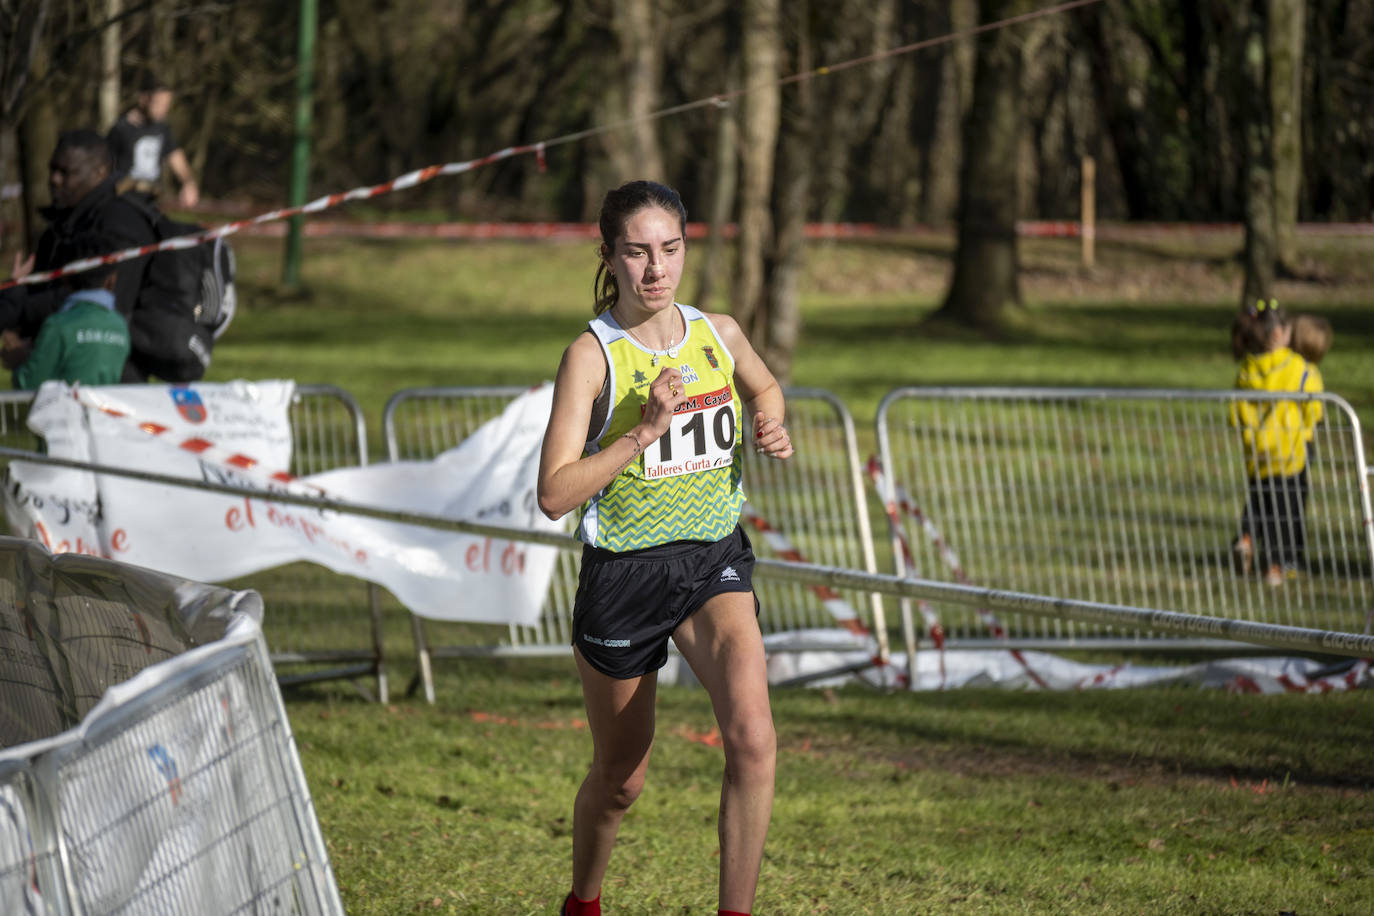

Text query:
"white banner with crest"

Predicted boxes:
[[2, 380, 564, 625]]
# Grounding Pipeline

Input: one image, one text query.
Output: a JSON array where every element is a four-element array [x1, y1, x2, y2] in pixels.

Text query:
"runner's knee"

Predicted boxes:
[[722, 715, 776, 779], [591, 759, 648, 809]]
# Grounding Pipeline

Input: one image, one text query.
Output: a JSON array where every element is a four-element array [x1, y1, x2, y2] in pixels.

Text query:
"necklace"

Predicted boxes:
[[618, 311, 682, 365]]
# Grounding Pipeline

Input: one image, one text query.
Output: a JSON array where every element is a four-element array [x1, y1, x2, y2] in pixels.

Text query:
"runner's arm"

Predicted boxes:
[[706, 312, 793, 460], [537, 332, 678, 519]]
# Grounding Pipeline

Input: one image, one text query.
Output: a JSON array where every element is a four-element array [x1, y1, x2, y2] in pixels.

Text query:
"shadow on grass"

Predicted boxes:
[[815, 303, 1236, 350], [783, 687, 1373, 790], [812, 300, 1374, 366]]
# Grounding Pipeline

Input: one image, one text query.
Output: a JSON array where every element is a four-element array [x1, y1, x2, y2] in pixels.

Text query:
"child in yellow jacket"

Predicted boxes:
[[1229, 300, 1325, 586]]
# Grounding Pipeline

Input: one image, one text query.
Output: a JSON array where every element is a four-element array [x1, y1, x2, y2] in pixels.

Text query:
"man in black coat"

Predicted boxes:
[[1, 130, 158, 382]]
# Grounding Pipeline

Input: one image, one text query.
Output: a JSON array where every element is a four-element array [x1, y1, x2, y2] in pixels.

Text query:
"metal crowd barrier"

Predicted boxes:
[[875, 387, 1374, 651], [382, 385, 889, 701], [6, 380, 1370, 707], [0, 537, 343, 915], [224, 384, 389, 701], [4, 437, 1371, 709], [0, 385, 388, 702]]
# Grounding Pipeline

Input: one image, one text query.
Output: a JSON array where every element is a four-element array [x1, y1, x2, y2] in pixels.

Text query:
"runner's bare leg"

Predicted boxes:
[[673, 591, 776, 913], [570, 648, 658, 901]]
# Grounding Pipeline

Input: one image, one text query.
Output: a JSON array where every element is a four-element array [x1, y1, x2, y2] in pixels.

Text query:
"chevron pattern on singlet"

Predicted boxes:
[[580, 302, 746, 551], [593, 461, 744, 551]]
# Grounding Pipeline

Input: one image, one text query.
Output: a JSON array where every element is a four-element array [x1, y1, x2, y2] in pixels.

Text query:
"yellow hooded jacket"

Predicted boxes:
[[1230, 347, 1323, 479]]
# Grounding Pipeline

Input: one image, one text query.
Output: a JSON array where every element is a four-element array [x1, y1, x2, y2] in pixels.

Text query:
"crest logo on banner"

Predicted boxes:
[[171, 387, 208, 424]]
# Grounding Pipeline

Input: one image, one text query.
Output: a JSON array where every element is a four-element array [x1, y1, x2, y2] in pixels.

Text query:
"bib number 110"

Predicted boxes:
[[644, 403, 736, 480]]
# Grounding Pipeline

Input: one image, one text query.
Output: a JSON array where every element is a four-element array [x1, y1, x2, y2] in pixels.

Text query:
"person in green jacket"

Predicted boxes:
[[1, 232, 130, 390]]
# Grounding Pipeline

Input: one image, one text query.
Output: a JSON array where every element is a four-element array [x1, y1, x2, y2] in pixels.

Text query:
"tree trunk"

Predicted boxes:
[[609, 0, 664, 182], [1181, 1, 1229, 216], [1240, 1, 1276, 309], [97, 0, 122, 131], [924, 0, 976, 225], [693, 64, 739, 310], [1078, 4, 1154, 220], [760, 0, 812, 383], [16, 34, 57, 252], [811, 0, 896, 222], [0, 0, 52, 129], [934, 0, 1027, 330], [730, 0, 780, 338], [1268, 0, 1304, 275], [873, 52, 918, 226]]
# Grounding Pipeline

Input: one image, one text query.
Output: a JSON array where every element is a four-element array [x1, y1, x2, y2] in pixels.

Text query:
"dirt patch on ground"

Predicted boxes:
[[781, 734, 1371, 794]]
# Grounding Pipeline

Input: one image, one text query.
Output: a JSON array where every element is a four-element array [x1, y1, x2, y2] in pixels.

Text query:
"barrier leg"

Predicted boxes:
[[408, 614, 437, 705], [368, 583, 389, 704]]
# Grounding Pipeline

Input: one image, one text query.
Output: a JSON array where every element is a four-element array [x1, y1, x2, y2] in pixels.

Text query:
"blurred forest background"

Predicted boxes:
[[2, 0, 1372, 360]]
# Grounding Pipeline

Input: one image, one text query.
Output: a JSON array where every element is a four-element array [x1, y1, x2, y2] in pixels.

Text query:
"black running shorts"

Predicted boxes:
[[572, 525, 758, 679]]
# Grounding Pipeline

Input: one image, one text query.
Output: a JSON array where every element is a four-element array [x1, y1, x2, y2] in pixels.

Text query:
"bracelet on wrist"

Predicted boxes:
[[621, 430, 643, 453]]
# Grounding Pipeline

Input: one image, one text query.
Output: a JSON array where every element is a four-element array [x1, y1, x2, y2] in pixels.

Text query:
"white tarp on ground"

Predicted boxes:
[[2, 380, 563, 625], [758, 628, 1372, 693]]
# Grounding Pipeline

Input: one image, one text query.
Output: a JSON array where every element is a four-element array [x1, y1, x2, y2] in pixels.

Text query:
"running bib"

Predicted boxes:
[[643, 384, 737, 481]]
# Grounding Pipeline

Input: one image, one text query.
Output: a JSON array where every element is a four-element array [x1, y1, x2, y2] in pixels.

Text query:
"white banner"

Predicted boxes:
[[2, 381, 565, 625]]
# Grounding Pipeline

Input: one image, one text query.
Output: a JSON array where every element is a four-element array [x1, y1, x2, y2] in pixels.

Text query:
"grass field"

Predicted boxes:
[[164, 229, 1374, 912], [207, 229, 1374, 455]]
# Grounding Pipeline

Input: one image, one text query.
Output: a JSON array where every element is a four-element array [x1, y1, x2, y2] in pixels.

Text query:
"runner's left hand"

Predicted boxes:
[[753, 412, 793, 460]]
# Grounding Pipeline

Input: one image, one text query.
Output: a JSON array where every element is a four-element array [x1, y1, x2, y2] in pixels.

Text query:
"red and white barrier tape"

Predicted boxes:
[[1265, 607, 1373, 692], [1, 0, 1112, 292], [738, 501, 900, 684], [859, 460, 949, 684], [1, 143, 554, 292], [1273, 659, 1371, 693], [865, 456, 1050, 689], [739, 502, 869, 637], [1225, 658, 1371, 694]]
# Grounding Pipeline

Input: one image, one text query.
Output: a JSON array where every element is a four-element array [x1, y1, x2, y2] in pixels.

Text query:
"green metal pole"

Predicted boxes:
[[282, 0, 318, 289]]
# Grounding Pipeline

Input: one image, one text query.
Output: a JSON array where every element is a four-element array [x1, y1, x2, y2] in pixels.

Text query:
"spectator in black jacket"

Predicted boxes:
[[0, 129, 155, 382]]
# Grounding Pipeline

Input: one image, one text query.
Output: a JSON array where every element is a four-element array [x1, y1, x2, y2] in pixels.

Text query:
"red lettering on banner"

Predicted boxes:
[[224, 498, 367, 568], [226, 497, 258, 531], [35, 525, 125, 560], [464, 538, 526, 576], [501, 541, 526, 575]]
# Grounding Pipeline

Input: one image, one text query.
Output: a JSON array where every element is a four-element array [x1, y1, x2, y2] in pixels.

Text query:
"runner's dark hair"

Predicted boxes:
[[593, 181, 687, 315]]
